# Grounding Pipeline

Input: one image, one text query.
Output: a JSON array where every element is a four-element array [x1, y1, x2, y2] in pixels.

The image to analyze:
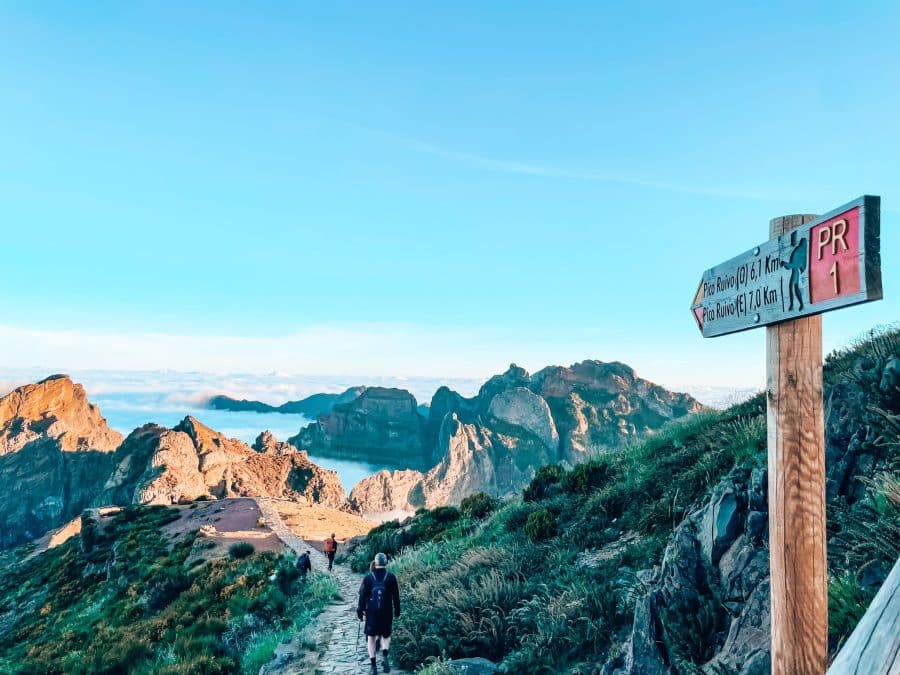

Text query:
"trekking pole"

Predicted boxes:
[[356, 617, 361, 654]]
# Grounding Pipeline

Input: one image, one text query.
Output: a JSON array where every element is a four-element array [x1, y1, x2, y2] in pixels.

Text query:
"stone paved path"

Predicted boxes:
[[255, 498, 410, 675]]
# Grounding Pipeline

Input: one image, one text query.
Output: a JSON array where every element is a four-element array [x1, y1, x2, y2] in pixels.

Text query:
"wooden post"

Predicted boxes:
[[767, 213, 828, 674]]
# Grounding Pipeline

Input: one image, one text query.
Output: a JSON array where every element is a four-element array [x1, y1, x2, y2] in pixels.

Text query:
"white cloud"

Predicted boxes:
[[0, 322, 502, 379], [0, 319, 768, 396]]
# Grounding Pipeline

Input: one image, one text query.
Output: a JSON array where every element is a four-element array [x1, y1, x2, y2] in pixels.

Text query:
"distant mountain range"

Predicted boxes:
[[207, 386, 367, 418], [284, 360, 705, 515]]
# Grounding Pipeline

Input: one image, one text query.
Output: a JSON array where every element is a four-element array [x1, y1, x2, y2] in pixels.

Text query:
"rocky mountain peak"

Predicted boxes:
[[252, 430, 296, 455], [0, 374, 123, 455]]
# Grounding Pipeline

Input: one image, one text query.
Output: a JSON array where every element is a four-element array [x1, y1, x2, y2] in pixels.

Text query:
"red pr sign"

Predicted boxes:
[[809, 207, 861, 304], [692, 195, 881, 337]]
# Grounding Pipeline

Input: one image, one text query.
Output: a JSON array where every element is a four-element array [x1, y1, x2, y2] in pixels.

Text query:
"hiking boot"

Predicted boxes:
[[369, 662, 378, 675], [382, 656, 391, 673]]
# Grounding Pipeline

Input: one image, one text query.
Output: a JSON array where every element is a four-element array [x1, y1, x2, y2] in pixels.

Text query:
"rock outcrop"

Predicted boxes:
[[348, 468, 426, 514], [0, 374, 123, 455], [350, 362, 702, 513], [603, 467, 770, 675], [252, 430, 295, 455], [289, 387, 429, 468], [530, 360, 703, 464], [0, 376, 123, 548], [100, 418, 348, 509]]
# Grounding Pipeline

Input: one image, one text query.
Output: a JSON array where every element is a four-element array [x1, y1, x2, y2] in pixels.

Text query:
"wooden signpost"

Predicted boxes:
[[691, 196, 883, 674]]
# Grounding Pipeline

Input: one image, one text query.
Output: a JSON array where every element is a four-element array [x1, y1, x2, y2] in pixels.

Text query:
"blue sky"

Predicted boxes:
[[1, 2, 898, 388]]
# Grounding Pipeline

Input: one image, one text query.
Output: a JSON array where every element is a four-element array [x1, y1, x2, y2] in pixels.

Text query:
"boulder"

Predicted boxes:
[[443, 657, 499, 673]]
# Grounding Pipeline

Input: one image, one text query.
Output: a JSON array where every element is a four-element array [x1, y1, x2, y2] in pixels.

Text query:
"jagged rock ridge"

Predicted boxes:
[[0, 376, 349, 549], [347, 361, 703, 513]]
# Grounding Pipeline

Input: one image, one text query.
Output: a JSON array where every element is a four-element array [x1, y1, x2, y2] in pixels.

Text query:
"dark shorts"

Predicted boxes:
[[364, 611, 393, 638]]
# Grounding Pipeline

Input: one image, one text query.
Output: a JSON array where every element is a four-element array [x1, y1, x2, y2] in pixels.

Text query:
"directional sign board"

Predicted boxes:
[[692, 195, 882, 337]]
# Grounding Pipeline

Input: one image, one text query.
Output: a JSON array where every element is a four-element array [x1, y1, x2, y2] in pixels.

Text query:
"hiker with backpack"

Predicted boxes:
[[324, 533, 338, 572], [296, 550, 312, 578], [357, 552, 401, 674]]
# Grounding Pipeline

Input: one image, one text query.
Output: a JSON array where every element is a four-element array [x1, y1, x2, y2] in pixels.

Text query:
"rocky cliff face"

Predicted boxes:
[[0, 374, 123, 455], [602, 348, 900, 674], [0, 376, 123, 548], [603, 467, 770, 674], [530, 360, 703, 464], [289, 387, 428, 468], [1, 377, 351, 549], [350, 362, 702, 514], [99, 419, 348, 509]]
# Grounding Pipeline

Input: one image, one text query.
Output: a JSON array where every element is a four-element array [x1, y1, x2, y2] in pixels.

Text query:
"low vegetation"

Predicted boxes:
[[0, 505, 339, 674], [344, 326, 899, 672]]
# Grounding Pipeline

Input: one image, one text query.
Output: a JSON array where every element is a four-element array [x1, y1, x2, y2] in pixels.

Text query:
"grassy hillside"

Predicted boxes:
[[343, 326, 900, 673], [0, 505, 339, 674]]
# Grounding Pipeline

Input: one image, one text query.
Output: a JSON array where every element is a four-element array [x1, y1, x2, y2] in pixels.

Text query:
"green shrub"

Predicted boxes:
[[829, 572, 875, 649], [345, 505, 467, 572], [524, 508, 555, 541], [562, 458, 613, 495], [501, 501, 538, 533], [460, 492, 496, 519], [0, 504, 340, 674], [523, 464, 565, 502], [228, 542, 255, 559]]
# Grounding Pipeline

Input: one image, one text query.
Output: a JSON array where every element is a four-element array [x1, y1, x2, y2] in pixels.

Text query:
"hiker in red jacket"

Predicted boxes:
[[324, 532, 338, 572], [357, 552, 401, 674]]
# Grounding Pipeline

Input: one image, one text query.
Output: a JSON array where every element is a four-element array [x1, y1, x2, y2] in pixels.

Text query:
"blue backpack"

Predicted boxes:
[[367, 571, 389, 613]]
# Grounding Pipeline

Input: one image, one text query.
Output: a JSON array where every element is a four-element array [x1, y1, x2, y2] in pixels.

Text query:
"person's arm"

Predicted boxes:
[[357, 575, 370, 620], [390, 574, 401, 618]]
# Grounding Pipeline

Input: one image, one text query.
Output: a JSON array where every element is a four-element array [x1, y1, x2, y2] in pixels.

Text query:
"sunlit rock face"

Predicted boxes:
[[349, 362, 703, 513], [0, 375, 123, 548]]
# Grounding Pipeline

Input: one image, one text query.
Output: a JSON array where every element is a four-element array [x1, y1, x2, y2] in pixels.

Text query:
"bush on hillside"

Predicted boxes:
[[460, 492, 496, 519], [228, 542, 255, 559], [523, 463, 565, 502], [524, 508, 555, 541], [0, 505, 335, 674], [344, 505, 469, 572]]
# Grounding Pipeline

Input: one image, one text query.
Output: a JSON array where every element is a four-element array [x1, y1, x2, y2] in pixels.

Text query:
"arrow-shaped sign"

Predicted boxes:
[[692, 195, 882, 338]]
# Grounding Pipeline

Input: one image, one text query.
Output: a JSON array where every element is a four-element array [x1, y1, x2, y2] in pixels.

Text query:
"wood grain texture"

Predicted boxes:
[[827, 554, 900, 675], [767, 213, 828, 674]]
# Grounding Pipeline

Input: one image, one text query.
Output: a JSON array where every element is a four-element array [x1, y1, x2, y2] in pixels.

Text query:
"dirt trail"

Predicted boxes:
[[255, 498, 409, 675]]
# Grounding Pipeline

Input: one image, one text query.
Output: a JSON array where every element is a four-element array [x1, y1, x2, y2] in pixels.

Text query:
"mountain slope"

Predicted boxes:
[[343, 326, 900, 673], [0, 502, 339, 673]]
